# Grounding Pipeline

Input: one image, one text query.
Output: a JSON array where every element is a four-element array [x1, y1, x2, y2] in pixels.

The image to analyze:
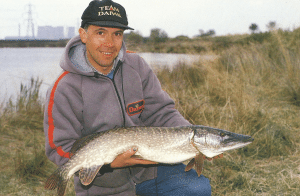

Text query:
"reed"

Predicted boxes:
[[0, 78, 75, 195]]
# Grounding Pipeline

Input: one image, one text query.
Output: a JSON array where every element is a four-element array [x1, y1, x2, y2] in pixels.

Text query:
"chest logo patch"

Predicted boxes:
[[126, 100, 145, 116]]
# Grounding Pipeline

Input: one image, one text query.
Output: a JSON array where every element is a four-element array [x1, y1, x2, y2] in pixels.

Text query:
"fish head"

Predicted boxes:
[[191, 126, 254, 158]]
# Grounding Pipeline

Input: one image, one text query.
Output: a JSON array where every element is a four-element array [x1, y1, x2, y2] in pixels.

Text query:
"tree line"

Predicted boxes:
[[125, 21, 281, 44]]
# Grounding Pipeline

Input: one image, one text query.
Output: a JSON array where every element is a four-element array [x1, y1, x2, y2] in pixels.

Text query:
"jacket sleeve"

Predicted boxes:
[[44, 72, 83, 166], [138, 57, 191, 127]]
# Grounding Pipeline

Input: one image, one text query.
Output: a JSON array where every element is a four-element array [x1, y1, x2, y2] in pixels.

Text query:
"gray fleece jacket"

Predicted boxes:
[[44, 35, 191, 196]]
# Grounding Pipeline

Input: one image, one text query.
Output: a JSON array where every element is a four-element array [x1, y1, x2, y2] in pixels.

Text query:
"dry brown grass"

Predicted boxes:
[[156, 29, 300, 195]]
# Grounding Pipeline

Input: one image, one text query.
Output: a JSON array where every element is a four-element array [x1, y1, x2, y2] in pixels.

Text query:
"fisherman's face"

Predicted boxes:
[[79, 25, 124, 74]]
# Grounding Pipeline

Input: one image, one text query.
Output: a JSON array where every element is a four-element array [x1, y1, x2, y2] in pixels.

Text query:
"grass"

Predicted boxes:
[[0, 78, 75, 196], [156, 29, 300, 195], [0, 28, 300, 195]]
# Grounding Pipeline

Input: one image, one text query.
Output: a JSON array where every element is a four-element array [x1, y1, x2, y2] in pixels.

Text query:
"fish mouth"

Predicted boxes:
[[222, 139, 254, 152], [244, 136, 254, 142], [200, 135, 254, 158], [224, 135, 254, 145], [225, 141, 253, 149], [203, 141, 253, 158]]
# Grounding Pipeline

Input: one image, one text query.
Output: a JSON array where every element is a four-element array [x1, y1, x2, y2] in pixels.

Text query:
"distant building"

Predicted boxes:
[[67, 27, 75, 39], [37, 26, 51, 39], [54, 26, 64, 40], [4, 25, 76, 40], [37, 26, 65, 40]]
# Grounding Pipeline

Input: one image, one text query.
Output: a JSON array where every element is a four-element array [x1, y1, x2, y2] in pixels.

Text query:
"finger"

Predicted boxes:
[[111, 148, 138, 168], [122, 147, 138, 158], [127, 158, 158, 165]]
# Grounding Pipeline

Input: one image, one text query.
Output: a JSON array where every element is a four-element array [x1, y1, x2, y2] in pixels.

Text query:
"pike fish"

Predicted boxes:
[[45, 125, 254, 196]]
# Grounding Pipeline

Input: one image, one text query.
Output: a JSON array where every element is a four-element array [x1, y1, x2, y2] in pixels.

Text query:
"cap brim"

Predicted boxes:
[[87, 21, 134, 30]]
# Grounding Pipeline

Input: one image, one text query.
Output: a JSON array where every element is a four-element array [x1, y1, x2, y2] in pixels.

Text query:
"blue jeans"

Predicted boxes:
[[136, 164, 211, 196]]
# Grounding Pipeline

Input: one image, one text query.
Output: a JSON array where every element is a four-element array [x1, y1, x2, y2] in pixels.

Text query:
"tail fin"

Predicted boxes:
[[45, 167, 69, 196]]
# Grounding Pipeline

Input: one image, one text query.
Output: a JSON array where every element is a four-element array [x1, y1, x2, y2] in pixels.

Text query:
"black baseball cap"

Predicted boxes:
[[81, 0, 134, 30]]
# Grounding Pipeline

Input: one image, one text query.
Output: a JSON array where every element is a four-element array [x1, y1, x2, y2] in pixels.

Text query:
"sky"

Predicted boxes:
[[1, 0, 300, 39]]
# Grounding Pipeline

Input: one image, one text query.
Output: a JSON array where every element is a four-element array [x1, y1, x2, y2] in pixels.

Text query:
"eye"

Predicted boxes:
[[97, 31, 104, 35], [115, 32, 123, 37], [220, 132, 226, 137]]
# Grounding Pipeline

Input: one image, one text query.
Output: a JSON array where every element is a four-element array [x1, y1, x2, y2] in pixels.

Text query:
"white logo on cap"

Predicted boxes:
[[98, 5, 122, 18]]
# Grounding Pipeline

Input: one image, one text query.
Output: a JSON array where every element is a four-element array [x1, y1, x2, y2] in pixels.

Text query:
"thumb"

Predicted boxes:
[[123, 147, 138, 157]]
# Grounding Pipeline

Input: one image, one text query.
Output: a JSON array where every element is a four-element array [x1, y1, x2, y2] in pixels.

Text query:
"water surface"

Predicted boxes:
[[0, 47, 206, 101]]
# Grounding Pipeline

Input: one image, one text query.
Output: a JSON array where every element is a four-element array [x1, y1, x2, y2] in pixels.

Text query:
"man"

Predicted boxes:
[[44, 0, 212, 195]]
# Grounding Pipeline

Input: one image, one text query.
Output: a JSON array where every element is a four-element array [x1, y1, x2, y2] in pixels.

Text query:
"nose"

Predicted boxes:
[[103, 34, 114, 47]]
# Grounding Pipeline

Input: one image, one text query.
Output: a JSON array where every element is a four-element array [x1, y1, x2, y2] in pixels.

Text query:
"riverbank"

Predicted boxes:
[[2, 28, 299, 54], [0, 39, 69, 48]]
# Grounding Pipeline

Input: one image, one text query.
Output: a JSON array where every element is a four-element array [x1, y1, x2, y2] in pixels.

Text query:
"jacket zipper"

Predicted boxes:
[[110, 61, 138, 178], [111, 60, 126, 127], [93, 61, 126, 127]]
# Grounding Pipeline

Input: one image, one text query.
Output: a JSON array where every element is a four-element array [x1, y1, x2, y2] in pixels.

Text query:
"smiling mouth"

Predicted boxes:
[[102, 52, 113, 55], [101, 51, 115, 59]]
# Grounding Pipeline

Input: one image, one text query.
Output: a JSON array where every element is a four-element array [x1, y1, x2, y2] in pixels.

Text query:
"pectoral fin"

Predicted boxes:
[[184, 153, 204, 177], [79, 165, 102, 186], [185, 158, 195, 172], [194, 153, 204, 177]]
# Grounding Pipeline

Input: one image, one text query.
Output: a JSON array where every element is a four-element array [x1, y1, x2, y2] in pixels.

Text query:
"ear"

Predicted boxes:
[[79, 28, 88, 44]]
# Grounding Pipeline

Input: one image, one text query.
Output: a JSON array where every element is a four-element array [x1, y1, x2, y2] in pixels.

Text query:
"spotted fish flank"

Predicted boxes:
[[44, 125, 254, 196]]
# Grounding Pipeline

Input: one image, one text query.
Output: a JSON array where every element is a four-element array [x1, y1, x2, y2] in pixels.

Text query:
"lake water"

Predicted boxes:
[[0, 47, 213, 102]]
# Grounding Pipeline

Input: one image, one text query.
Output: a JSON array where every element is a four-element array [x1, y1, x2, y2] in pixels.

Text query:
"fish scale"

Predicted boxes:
[[44, 125, 254, 196]]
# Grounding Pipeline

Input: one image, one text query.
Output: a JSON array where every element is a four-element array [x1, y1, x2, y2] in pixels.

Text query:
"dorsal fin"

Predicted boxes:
[[70, 132, 104, 157]]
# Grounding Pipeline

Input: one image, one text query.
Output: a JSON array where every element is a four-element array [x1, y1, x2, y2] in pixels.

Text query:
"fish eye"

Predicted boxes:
[[220, 132, 226, 137]]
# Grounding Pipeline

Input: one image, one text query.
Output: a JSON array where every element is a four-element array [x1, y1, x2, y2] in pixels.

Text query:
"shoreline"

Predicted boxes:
[[0, 39, 70, 48]]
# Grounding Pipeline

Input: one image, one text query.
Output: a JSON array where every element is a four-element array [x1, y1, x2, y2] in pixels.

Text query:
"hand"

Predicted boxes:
[[110, 147, 158, 168], [204, 154, 223, 161]]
